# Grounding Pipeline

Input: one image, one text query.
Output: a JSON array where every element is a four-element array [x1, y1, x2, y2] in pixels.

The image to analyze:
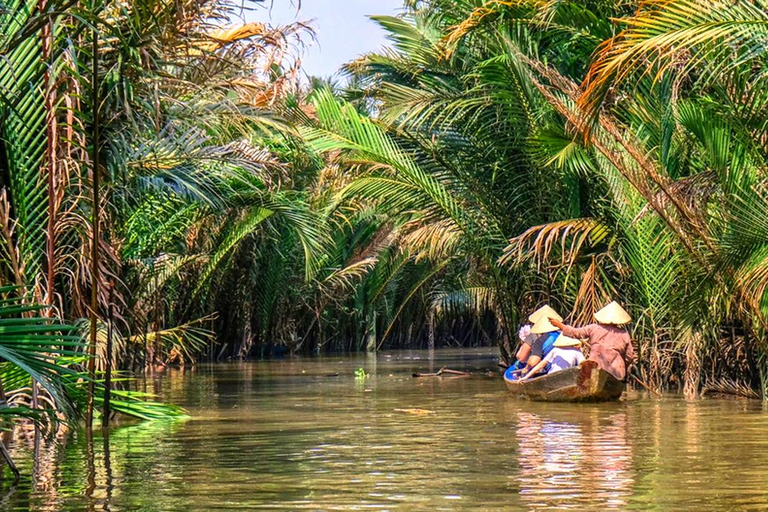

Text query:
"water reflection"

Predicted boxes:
[[3, 349, 768, 510], [515, 408, 633, 510]]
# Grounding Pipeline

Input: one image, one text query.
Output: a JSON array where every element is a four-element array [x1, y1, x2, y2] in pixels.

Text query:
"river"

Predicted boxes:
[[4, 348, 768, 511]]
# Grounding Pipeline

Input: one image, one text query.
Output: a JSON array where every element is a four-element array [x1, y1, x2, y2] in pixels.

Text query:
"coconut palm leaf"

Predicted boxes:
[[0, 0, 49, 284], [0, 286, 82, 419], [580, 0, 768, 120], [377, 258, 451, 348], [192, 206, 275, 298], [431, 284, 498, 319], [500, 218, 611, 269]]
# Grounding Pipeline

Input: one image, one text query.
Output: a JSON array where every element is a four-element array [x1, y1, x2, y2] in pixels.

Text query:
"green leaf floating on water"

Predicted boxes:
[[355, 368, 367, 379]]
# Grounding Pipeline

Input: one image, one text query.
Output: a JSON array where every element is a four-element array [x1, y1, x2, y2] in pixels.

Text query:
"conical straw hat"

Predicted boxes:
[[594, 301, 631, 325], [531, 315, 559, 334], [528, 304, 562, 324], [553, 335, 581, 348]]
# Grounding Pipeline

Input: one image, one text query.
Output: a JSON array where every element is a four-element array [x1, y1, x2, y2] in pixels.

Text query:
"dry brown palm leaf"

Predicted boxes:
[[702, 377, 760, 399], [634, 170, 718, 222], [576, 0, 766, 127], [55, 198, 124, 323], [0, 190, 26, 289], [499, 218, 610, 271], [204, 22, 267, 50], [443, 0, 557, 54], [444, 1, 515, 50], [569, 255, 614, 327]]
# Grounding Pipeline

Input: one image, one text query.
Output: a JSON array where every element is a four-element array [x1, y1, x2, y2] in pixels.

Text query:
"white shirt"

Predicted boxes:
[[544, 347, 585, 374]]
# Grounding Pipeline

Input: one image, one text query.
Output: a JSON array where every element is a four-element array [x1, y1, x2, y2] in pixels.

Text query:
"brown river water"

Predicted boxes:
[[4, 348, 768, 511]]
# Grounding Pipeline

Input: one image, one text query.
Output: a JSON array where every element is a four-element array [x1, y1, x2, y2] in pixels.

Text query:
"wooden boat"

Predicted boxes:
[[504, 360, 625, 402]]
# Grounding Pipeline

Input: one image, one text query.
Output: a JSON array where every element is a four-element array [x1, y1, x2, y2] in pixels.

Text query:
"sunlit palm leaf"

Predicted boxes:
[[499, 218, 610, 269], [580, 0, 768, 120]]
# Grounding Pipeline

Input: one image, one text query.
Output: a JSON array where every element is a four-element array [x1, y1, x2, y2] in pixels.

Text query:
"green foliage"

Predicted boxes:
[[2, 0, 768, 412], [0, 287, 81, 419]]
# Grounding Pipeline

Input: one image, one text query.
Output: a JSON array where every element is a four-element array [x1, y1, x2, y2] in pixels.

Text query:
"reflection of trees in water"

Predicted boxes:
[[1, 420, 186, 510], [515, 409, 634, 509], [4, 422, 72, 508]]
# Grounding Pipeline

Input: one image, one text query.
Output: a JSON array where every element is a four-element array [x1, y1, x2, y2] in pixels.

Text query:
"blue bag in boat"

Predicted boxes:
[[504, 360, 525, 381]]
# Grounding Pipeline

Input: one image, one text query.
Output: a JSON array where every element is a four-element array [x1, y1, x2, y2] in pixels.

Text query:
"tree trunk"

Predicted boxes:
[[683, 332, 701, 399], [41, 0, 58, 309], [365, 308, 376, 352]]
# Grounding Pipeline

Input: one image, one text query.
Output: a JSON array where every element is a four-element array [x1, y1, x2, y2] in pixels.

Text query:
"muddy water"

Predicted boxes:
[[5, 348, 768, 511]]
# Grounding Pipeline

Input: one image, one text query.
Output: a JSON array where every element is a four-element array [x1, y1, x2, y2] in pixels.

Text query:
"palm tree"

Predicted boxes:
[[317, 0, 768, 396]]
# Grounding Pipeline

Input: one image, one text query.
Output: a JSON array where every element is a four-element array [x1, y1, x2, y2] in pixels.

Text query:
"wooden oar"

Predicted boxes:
[[412, 367, 471, 378], [629, 368, 661, 398]]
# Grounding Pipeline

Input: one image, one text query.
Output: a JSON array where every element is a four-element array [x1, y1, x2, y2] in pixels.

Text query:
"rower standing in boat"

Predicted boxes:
[[549, 301, 636, 381]]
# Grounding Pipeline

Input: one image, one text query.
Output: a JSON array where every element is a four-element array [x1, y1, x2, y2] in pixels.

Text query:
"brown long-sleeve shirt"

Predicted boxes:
[[560, 323, 636, 380]]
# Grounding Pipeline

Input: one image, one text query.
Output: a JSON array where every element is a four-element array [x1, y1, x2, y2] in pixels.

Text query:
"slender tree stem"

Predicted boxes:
[[41, 0, 57, 309], [102, 282, 113, 428], [85, 15, 100, 430], [0, 441, 19, 482]]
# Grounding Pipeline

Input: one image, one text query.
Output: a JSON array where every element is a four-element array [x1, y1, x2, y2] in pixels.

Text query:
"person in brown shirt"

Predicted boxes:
[[549, 301, 636, 381]]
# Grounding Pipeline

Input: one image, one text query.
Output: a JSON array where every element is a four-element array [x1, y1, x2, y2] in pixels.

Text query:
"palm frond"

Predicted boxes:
[[499, 218, 611, 269], [580, 0, 768, 120]]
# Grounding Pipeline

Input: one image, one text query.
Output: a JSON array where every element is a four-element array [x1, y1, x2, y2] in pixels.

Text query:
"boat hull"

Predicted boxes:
[[504, 360, 625, 402]]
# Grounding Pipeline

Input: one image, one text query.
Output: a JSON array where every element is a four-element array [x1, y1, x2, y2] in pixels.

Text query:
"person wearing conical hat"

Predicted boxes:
[[506, 305, 564, 380], [513, 305, 563, 368], [549, 301, 636, 381], [528, 304, 562, 325], [518, 314, 563, 378], [518, 335, 585, 381]]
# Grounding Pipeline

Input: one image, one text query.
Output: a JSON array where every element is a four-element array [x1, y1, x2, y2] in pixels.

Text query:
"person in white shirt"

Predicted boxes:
[[518, 335, 585, 381]]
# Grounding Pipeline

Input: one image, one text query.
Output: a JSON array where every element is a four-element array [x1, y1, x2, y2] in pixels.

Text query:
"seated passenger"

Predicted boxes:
[[520, 315, 562, 378], [505, 325, 534, 380], [507, 305, 562, 380], [518, 335, 585, 381], [514, 323, 535, 366]]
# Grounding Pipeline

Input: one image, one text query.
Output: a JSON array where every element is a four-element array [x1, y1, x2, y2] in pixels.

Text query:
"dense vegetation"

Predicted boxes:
[[2, 0, 768, 455]]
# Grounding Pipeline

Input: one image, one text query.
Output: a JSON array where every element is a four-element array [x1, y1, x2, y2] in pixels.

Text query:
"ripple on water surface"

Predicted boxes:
[[5, 348, 768, 511]]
